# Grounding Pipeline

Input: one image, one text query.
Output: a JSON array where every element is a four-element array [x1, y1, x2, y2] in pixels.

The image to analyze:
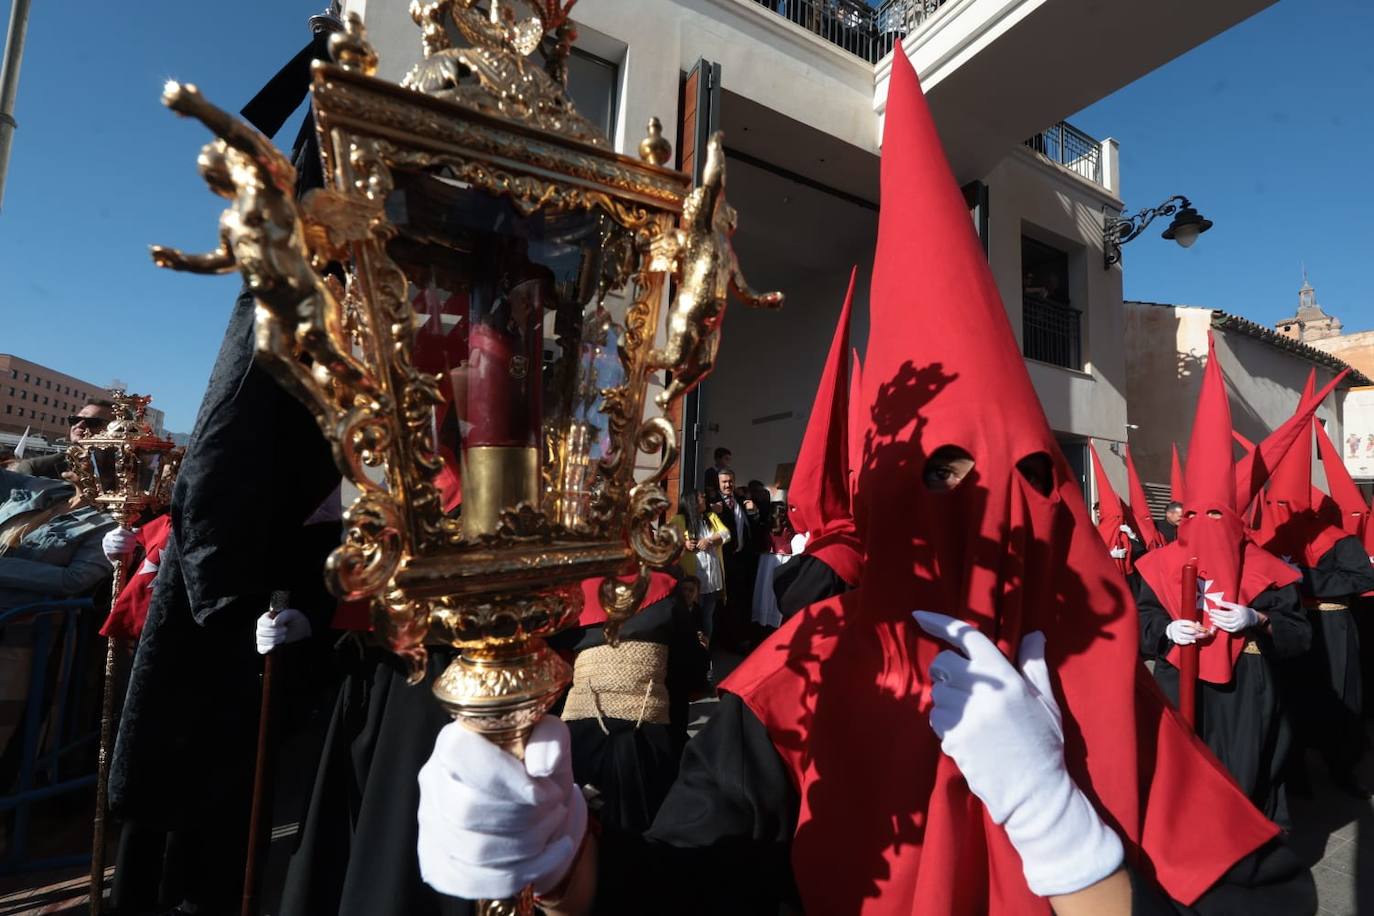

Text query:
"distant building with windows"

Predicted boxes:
[[0, 354, 113, 440]]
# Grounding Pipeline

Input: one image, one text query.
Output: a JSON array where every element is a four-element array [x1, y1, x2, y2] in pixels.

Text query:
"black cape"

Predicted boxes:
[[589, 691, 1315, 914], [1284, 535, 1374, 772], [1135, 577, 1308, 823], [771, 552, 852, 621]]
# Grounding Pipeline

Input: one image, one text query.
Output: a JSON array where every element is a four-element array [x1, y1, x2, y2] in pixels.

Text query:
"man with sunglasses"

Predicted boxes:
[[10, 399, 115, 479]]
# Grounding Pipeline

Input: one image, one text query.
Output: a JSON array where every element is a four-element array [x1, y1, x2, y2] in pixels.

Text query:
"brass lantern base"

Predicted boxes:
[[431, 637, 572, 758]]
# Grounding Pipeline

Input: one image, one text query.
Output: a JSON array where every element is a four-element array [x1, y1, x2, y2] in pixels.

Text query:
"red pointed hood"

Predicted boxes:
[[1170, 444, 1185, 504], [788, 267, 863, 586], [1090, 443, 1133, 570], [1137, 335, 1301, 684], [1235, 369, 1346, 510], [1254, 371, 1348, 568], [1125, 447, 1165, 549], [848, 346, 864, 499], [1316, 417, 1371, 539], [723, 48, 1276, 915]]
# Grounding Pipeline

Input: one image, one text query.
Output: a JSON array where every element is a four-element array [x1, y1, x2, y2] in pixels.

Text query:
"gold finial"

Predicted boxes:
[[330, 11, 378, 76], [638, 117, 672, 166]]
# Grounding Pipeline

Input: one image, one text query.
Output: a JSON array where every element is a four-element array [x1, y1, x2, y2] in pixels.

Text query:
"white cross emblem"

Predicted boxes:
[[1196, 577, 1225, 614]]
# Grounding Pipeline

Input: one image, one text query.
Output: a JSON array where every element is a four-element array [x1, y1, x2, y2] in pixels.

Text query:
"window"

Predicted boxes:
[[566, 48, 619, 140], [45, 380, 51, 389], [20, 391, 26, 400], [4, 405, 9, 414], [1021, 236, 1081, 370], [8, 369, 14, 379], [23, 373, 29, 382]]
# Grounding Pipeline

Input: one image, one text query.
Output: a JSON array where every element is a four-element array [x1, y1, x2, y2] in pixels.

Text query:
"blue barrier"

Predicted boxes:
[[0, 598, 100, 876]]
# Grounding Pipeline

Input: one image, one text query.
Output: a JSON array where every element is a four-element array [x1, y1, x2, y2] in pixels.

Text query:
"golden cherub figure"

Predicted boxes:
[[648, 131, 783, 409], [150, 81, 369, 391]]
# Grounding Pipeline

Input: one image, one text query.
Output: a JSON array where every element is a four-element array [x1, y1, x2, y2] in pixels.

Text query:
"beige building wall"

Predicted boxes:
[[1308, 330, 1374, 382], [1124, 304, 1347, 493]]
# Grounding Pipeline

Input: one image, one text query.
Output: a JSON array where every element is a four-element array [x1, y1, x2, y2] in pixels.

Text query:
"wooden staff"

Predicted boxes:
[[1177, 559, 1200, 730], [241, 590, 290, 916], [89, 547, 127, 915]]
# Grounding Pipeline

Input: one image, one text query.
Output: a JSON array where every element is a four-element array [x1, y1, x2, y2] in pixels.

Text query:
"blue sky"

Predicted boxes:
[[0, 2, 1369, 433], [1071, 0, 1374, 324]]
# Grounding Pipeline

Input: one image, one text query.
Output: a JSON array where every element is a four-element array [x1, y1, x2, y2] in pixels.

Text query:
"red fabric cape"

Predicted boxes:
[[1134, 541, 1300, 684], [101, 514, 173, 640]]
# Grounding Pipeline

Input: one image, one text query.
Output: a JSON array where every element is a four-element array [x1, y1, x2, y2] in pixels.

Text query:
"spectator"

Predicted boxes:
[[703, 446, 732, 496], [714, 469, 760, 649], [0, 468, 116, 767], [752, 503, 804, 636], [669, 489, 730, 658], [10, 398, 116, 480], [1157, 501, 1183, 544]]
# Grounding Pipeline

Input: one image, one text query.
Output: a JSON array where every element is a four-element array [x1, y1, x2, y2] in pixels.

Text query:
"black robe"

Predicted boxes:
[[587, 692, 1315, 915], [1135, 579, 1308, 824], [1287, 535, 1374, 772], [282, 593, 703, 912], [549, 592, 703, 833], [771, 553, 852, 621]]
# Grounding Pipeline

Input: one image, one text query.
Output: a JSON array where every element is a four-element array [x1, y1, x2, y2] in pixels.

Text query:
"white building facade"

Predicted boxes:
[[346, 0, 1278, 499]]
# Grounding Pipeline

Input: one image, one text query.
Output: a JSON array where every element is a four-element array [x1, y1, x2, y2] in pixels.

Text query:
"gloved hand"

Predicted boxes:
[[255, 607, 311, 655], [913, 611, 1123, 897], [102, 527, 137, 563], [417, 716, 587, 900], [1165, 619, 1209, 645], [1207, 599, 1260, 634], [1119, 525, 1138, 541], [1108, 546, 1128, 560]]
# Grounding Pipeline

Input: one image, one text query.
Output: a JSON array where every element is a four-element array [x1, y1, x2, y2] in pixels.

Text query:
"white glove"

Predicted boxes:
[[1165, 619, 1209, 646], [1207, 599, 1260, 634], [913, 611, 1123, 897], [418, 716, 587, 900], [1119, 525, 1138, 541], [102, 527, 137, 563], [1108, 546, 1128, 560], [255, 607, 311, 654]]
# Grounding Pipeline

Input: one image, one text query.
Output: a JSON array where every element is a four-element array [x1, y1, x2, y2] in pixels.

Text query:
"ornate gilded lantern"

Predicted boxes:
[[152, 2, 779, 910], [66, 390, 182, 914]]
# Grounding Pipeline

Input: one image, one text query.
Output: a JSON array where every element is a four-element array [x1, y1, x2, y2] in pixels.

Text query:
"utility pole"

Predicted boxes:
[[0, 0, 33, 211]]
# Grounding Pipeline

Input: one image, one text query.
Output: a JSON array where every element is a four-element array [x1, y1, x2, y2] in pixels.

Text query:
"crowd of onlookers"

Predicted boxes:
[[669, 447, 804, 686]]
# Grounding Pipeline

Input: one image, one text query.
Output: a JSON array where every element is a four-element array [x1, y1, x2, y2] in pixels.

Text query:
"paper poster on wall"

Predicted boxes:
[[1344, 386, 1374, 481]]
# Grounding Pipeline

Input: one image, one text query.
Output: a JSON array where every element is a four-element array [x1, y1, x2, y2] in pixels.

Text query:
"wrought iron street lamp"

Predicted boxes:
[[1103, 195, 1213, 268]]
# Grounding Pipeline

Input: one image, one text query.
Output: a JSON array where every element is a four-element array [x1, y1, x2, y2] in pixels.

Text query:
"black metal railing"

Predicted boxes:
[[1022, 295, 1082, 369], [1024, 121, 1103, 186], [749, 0, 952, 63]]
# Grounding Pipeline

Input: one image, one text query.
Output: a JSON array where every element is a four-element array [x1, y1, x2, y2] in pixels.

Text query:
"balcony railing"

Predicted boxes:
[[1024, 121, 1104, 186], [1022, 295, 1082, 370], [748, 0, 952, 63]]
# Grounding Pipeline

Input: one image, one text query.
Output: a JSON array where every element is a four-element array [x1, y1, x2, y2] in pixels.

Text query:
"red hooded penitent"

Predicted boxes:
[[1315, 416, 1372, 542], [722, 47, 1277, 914], [1125, 447, 1166, 549], [1135, 336, 1304, 685], [1254, 372, 1347, 568], [786, 266, 863, 586], [1090, 443, 1133, 572]]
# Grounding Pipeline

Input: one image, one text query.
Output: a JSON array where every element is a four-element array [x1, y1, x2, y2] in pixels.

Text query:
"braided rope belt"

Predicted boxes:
[[1302, 599, 1351, 612], [561, 641, 670, 731]]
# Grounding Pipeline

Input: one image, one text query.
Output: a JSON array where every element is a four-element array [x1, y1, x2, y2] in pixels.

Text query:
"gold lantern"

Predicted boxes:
[[151, 3, 780, 911], [66, 390, 182, 914]]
